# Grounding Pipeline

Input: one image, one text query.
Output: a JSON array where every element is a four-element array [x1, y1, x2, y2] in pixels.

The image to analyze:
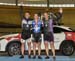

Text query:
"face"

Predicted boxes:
[[43, 12, 48, 20], [25, 12, 30, 19], [34, 14, 39, 21]]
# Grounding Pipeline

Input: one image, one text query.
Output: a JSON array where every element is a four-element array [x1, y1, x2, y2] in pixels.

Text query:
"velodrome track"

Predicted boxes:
[[0, 52, 75, 61], [0, 55, 75, 61]]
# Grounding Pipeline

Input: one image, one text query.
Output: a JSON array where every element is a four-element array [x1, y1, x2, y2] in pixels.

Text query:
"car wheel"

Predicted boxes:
[[7, 42, 21, 56], [60, 41, 74, 56]]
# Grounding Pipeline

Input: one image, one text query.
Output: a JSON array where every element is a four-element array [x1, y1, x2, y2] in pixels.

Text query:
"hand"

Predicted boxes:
[[59, 8, 63, 13]]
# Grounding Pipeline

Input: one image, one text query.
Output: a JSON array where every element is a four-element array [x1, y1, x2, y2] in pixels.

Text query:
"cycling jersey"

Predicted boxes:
[[21, 18, 32, 40], [43, 19, 53, 34], [43, 19, 54, 41], [32, 20, 43, 33], [22, 18, 32, 31]]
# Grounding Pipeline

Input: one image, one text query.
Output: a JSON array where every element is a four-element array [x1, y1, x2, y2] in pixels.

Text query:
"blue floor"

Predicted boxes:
[[0, 55, 75, 61]]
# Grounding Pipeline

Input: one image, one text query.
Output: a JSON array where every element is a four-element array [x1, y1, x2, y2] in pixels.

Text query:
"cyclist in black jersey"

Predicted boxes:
[[20, 12, 32, 58]]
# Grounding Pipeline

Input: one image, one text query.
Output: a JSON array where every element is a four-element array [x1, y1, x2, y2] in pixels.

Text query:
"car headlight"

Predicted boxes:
[[67, 34, 72, 36]]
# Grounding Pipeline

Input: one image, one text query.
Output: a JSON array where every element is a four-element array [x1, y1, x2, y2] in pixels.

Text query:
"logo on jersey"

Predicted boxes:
[[34, 25, 40, 32]]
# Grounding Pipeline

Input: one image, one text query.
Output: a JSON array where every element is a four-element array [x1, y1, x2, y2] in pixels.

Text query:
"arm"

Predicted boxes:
[[31, 21, 34, 34], [41, 21, 44, 33], [50, 19, 53, 29], [21, 19, 24, 29], [54, 8, 63, 21]]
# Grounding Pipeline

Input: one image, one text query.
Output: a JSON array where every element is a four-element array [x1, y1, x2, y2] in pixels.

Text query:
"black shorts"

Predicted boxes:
[[21, 30, 31, 40], [32, 33, 41, 43], [44, 32, 54, 42]]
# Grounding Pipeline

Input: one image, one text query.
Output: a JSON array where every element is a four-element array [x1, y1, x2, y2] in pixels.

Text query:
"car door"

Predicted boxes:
[[53, 27, 65, 50]]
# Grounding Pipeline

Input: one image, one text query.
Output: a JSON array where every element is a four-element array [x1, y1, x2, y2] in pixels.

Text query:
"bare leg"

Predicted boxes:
[[44, 41, 49, 56], [21, 43, 25, 56], [50, 42, 55, 57], [20, 41, 25, 58], [38, 42, 41, 56], [33, 42, 36, 56], [28, 42, 31, 55], [37, 42, 42, 59]]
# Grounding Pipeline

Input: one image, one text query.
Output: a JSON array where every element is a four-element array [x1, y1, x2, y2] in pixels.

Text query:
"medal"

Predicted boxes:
[[26, 24, 29, 27], [46, 24, 48, 27]]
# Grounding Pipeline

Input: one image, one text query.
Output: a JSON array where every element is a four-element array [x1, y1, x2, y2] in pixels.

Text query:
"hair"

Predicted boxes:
[[43, 11, 48, 14], [23, 11, 30, 19], [25, 11, 30, 14], [34, 13, 39, 18], [34, 13, 39, 15]]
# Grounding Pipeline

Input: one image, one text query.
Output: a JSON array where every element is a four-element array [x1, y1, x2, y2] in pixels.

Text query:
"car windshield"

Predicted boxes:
[[53, 27, 72, 33]]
